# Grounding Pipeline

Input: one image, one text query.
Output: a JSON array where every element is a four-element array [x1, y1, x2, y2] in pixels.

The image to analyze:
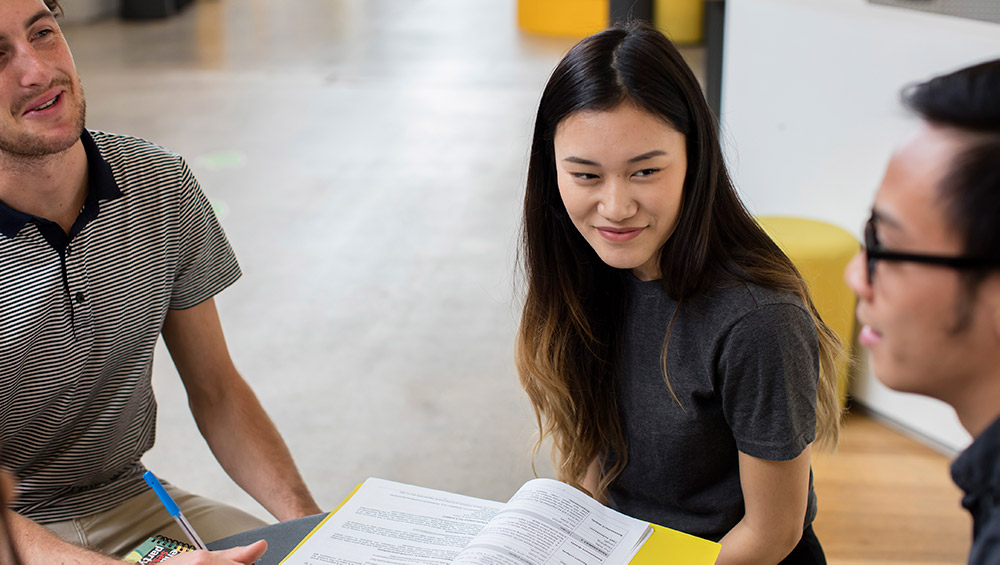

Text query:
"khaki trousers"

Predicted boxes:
[[40, 484, 268, 558]]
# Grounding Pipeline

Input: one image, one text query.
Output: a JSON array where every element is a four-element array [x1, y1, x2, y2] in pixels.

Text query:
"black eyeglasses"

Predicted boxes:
[[863, 214, 1000, 285]]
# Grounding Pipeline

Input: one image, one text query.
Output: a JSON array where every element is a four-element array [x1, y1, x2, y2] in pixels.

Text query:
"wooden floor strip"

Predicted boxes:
[[812, 410, 972, 563]]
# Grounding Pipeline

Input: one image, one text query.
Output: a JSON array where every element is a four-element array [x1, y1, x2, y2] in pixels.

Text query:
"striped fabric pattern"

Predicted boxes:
[[0, 130, 241, 522]]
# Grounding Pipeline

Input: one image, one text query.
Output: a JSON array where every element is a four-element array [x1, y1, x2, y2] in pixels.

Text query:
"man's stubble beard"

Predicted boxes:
[[0, 76, 86, 159]]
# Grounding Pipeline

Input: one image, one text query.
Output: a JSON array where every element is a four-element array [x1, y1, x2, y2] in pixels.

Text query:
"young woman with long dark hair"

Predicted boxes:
[[516, 22, 841, 564]]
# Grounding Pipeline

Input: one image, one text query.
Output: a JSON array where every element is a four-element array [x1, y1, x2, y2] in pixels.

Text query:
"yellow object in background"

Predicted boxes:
[[758, 216, 859, 407], [654, 0, 704, 44], [517, 0, 609, 37], [517, 0, 704, 44]]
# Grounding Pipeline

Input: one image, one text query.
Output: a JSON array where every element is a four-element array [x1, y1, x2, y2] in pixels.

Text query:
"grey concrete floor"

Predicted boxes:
[[61, 0, 705, 522]]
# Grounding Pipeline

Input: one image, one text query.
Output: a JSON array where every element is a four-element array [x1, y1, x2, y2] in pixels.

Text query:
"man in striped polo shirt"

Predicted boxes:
[[0, 0, 322, 562]]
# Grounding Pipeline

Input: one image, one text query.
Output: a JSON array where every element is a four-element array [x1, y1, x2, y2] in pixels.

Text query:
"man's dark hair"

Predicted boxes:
[[903, 59, 1000, 279], [45, 0, 63, 17]]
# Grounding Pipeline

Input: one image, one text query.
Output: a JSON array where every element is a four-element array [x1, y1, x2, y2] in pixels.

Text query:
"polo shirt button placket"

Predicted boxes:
[[64, 237, 95, 344]]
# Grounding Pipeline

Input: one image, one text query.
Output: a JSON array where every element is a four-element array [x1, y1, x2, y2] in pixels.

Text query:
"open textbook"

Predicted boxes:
[[280, 477, 719, 565]]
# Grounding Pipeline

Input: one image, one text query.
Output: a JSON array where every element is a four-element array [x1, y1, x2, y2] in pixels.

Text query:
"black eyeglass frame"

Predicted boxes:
[[863, 215, 1000, 284]]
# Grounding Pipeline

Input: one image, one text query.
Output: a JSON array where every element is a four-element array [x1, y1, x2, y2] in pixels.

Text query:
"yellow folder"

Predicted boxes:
[[630, 523, 720, 564], [284, 482, 721, 564]]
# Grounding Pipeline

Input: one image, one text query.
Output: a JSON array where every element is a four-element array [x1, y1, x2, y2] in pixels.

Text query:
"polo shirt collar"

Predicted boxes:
[[952, 414, 1000, 504], [0, 130, 123, 240]]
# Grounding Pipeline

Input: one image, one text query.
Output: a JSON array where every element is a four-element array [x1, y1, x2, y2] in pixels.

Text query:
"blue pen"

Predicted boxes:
[[142, 470, 207, 550]]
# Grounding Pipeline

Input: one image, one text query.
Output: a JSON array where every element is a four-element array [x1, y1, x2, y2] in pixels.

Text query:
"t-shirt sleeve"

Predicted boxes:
[[169, 158, 241, 309], [717, 302, 819, 461]]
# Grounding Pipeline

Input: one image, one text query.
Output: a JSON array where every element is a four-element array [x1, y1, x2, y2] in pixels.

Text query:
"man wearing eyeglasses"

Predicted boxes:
[[845, 58, 1000, 564]]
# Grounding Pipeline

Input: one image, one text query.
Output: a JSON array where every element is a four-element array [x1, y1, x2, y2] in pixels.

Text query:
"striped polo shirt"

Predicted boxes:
[[0, 130, 241, 522]]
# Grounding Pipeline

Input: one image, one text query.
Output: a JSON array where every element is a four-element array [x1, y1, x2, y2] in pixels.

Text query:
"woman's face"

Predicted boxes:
[[553, 103, 687, 281]]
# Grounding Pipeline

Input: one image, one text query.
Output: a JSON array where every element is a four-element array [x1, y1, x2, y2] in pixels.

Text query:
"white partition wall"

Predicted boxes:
[[720, 0, 1000, 453]]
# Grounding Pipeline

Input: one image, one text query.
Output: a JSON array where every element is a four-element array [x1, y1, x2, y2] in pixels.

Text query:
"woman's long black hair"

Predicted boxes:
[[516, 21, 841, 495]]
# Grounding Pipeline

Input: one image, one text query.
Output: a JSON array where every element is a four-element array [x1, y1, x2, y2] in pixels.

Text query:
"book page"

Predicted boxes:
[[281, 478, 504, 565], [451, 478, 652, 565]]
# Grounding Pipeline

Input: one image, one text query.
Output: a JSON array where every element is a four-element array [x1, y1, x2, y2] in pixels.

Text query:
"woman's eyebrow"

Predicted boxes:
[[627, 150, 667, 163], [563, 156, 600, 166], [562, 150, 668, 167]]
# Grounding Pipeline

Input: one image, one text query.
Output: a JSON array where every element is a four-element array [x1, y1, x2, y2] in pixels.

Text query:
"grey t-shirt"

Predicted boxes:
[[606, 276, 819, 542]]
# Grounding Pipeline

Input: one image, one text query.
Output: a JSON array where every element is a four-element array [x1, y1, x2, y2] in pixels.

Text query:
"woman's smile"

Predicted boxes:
[[596, 226, 645, 242]]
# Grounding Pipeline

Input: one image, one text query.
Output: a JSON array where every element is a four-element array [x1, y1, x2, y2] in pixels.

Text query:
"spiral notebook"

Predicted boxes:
[[123, 534, 195, 563]]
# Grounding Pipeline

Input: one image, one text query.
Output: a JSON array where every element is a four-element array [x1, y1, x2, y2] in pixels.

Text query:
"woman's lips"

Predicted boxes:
[[597, 227, 643, 242], [859, 324, 883, 347]]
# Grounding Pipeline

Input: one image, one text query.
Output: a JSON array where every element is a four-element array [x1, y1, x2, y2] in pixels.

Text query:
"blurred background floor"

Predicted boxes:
[[812, 409, 970, 564], [60, 0, 969, 562]]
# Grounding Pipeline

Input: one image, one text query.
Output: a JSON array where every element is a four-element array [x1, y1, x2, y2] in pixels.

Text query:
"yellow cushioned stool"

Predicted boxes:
[[654, 0, 704, 44], [517, 0, 608, 37], [757, 216, 858, 408]]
